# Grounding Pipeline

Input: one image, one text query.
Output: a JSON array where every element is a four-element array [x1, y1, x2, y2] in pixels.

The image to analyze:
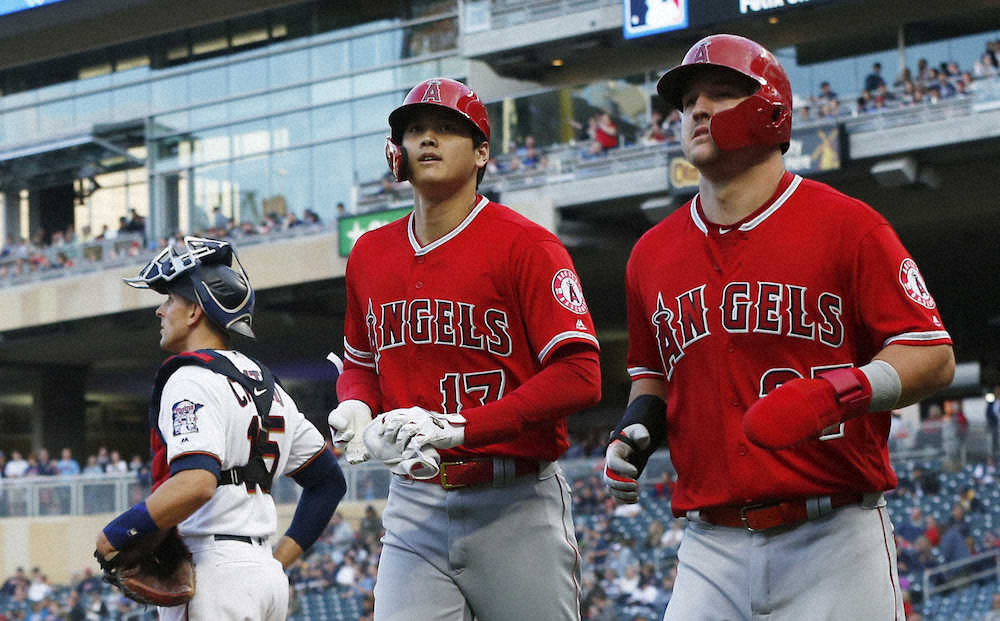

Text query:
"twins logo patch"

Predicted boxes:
[[171, 400, 203, 436], [899, 258, 936, 309], [552, 268, 588, 315]]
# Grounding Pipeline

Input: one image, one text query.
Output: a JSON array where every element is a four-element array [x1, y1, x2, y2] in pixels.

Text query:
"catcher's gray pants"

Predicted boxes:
[[664, 493, 903, 621], [159, 534, 288, 621], [374, 461, 582, 621]]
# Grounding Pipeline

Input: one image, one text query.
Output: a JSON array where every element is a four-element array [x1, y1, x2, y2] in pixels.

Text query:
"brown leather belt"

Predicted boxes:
[[413, 458, 540, 490], [697, 493, 863, 531]]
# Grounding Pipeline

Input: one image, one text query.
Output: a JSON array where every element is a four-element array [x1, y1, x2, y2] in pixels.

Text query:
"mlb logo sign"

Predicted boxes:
[[624, 0, 689, 40]]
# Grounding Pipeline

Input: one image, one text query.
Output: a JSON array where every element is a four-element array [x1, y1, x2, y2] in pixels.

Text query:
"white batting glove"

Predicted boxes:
[[603, 424, 650, 504], [384, 406, 467, 451], [328, 400, 373, 464]]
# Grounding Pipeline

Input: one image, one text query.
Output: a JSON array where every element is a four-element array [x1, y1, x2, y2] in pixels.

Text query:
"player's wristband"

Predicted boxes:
[[612, 394, 668, 453], [859, 360, 902, 412], [103, 501, 159, 551]]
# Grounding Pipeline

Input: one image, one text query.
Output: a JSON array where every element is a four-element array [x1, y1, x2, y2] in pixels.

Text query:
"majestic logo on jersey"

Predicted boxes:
[[551, 269, 588, 314], [171, 400, 203, 435], [365, 297, 513, 371], [651, 282, 845, 378], [898, 258, 936, 309]]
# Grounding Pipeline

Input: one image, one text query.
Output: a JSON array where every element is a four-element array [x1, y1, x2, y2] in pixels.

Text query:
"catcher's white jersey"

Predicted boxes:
[[156, 350, 326, 538]]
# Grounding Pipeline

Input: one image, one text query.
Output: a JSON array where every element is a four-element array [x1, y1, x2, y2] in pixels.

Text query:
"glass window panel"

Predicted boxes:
[[312, 101, 351, 142], [270, 85, 310, 113], [269, 49, 310, 89], [190, 102, 229, 128], [404, 18, 457, 58], [192, 127, 231, 164], [312, 140, 353, 221], [112, 82, 151, 120], [375, 30, 405, 65], [271, 110, 311, 150], [152, 111, 190, 137], [439, 55, 467, 78], [153, 136, 193, 171], [311, 76, 353, 105], [229, 93, 270, 122], [38, 99, 75, 135], [152, 74, 190, 113], [192, 162, 231, 232], [311, 40, 349, 79], [232, 119, 270, 157], [189, 66, 228, 104], [232, 155, 269, 224], [352, 93, 396, 134], [37, 81, 75, 102], [354, 133, 387, 186], [3, 90, 38, 110], [353, 68, 394, 97], [396, 61, 439, 88], [229, 58, 268, 98], [271, 147, 312, 218], [811, 55, 857, 100], [75, 90, 112, 127], [350, 34, 379, 72]]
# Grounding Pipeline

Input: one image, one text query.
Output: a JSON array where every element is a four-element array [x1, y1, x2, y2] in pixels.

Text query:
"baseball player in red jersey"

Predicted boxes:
[[96, 237, 346, 620], [603, 35, 955, 620], [328, 77, 601, 621]]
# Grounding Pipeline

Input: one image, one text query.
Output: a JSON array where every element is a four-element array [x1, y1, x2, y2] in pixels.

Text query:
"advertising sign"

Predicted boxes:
[[338, 206, 413, 257], [624, 0, 689, 40], [0, 0, 67, 18]]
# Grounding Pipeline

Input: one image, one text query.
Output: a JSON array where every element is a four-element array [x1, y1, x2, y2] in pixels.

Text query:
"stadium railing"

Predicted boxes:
[[923, 548, 1000, 601]]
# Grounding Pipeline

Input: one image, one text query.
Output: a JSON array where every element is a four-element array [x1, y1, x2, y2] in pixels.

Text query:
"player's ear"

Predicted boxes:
[[184, 299, 203, 328], [474, 139, 489, 170]]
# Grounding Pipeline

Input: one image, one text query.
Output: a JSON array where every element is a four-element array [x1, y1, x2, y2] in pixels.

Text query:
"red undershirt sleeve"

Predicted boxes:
[[462, 345, 601, 447]]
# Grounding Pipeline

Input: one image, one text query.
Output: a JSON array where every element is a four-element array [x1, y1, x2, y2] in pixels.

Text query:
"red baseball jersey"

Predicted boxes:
[[626, 172, 951, 515], [341, 196, 599, 461]]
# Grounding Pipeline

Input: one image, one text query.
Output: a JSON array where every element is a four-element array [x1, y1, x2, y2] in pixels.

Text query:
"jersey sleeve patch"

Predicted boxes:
[[898, 258, 936, 309], [551, 268, 588, 314], [171, 400, 203, 436]]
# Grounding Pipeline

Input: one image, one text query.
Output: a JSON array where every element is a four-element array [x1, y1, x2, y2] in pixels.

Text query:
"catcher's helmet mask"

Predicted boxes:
[[386, 77, 490, 184], [657, 34, 793, 154], [125, 236, 256, 339]]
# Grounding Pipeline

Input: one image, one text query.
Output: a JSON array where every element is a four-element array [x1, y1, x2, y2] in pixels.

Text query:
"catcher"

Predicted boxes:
[[96, 237, 346, 620]]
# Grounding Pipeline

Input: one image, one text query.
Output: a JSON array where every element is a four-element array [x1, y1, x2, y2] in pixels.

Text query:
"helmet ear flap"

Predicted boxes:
[[385, 137, 408, 182]]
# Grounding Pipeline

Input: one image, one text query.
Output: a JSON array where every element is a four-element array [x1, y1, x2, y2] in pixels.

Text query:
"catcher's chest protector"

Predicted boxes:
[[149, 350, 281, 492]]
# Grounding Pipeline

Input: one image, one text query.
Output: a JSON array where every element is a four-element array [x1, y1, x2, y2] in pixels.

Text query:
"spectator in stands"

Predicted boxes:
[[984, 593, 1000, 621], [640, 111, 669, 145], [303, 208, 322, 225], [359, 504, 382, 543], [328, 511, 356, 550], [874, 83, 897, 108], [975, 52, 999, 79], [34, 449, 54, 476], [212, 207, 228, 231], [25, 572, 51, 603], [659, 518, 685, 549], [864, 62, 886, 93], [94, 447, 109, 471], [897, 507, 927, 542], [817, 80, 839, 109], [935, 71, 958, 99], [924, 515, 941, 546], [916, 58, 933, 84], [81, 455, 102, 475], [4, 451, 28, 478], [105, 450, 127, 473], [1, 567, 27, 596], [594, 111, 619, 151], [516, 135, 546, 169]]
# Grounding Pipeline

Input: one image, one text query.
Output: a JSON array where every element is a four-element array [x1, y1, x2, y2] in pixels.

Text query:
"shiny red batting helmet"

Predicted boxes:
[[656, 34, 793, 153], [385, 77, 491, 182]]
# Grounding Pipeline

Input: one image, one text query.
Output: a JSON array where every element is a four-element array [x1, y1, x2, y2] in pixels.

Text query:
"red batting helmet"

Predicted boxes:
[[656, 34, 793, 153], [386, 78, 491, 182]]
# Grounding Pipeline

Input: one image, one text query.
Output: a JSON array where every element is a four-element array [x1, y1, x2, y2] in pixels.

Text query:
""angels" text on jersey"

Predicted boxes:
[[652, 282, 845, 379]]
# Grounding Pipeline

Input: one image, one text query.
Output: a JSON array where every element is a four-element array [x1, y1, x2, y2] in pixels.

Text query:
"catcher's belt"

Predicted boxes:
[[693, 492, 864, 531], [409, 457, 542, 489]]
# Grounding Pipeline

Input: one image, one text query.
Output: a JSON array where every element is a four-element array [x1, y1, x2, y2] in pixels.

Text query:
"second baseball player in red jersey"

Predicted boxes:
[[331, 78, 601, 621], [604, 35, 955, 620]]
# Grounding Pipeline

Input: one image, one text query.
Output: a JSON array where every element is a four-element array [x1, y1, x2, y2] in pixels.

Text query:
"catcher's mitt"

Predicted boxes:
[[95, 526, 195, 607]]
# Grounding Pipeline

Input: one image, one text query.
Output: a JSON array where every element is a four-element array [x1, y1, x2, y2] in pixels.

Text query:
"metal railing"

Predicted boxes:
[[0, 451, 677, 518], [477, 0, 620, 30], [923, 548, 1000, 600]]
